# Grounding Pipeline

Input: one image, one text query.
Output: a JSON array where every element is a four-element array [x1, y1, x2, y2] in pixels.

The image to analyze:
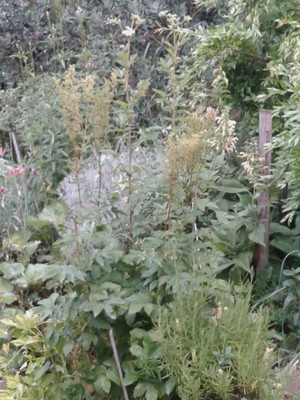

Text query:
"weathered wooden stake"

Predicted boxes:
[[255, 109, 272, 274]]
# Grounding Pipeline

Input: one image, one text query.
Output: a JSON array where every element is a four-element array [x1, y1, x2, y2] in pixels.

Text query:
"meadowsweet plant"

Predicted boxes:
[[54, 66, 113, 171], [166, 106, 236, 182], [165, 106, 237, 228], [54, 66, 114, 215]]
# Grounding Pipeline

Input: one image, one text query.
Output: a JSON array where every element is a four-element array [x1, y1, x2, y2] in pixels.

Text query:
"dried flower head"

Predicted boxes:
[[213, 112, 237, 154], [240, 138, 260, 184], [55, 66, 113, 165], [166, 107, 236, 184], [203, 107, 217, 130], [81, 77, 112, 149], [54, 66, 82, 141]]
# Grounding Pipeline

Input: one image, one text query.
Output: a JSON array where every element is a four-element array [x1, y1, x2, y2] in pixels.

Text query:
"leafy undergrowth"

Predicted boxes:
[[1, 1, 300, 399], [0, 279, 285, 400]]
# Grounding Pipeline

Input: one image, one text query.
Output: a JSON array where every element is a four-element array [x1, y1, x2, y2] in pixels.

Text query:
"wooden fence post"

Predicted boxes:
[[255, 109, 272, 274]]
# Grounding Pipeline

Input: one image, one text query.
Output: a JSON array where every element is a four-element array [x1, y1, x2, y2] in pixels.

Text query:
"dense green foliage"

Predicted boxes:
[[1, 0, 300, 399]]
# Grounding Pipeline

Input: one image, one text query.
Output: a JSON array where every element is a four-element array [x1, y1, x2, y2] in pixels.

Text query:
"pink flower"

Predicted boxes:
[[30, 167, 37, 175], [15, 166, 26, 175], [7, 166, 16, 175], [0, 187, 5, 193], [85, 59, 96, 69], [7, 166, 26, 175]]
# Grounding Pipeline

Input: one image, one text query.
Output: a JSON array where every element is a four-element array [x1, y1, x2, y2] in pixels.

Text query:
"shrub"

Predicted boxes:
[[138, 284, 282, 400]]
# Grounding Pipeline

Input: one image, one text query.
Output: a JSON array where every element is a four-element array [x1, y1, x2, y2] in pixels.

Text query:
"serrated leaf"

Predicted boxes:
[[144, 303, 154, 316], [101, 376, 111, 394], [106, 368, 120, 386], [124, 371, 139, 386], [134, 382, 147, 397], [128, 302, 144, 315], [130, 344, 145, 358], [145, 383, 159, 400], [38, 200, 67, 228], [92, 302, 104, 317], [123, 250, 145, 265]]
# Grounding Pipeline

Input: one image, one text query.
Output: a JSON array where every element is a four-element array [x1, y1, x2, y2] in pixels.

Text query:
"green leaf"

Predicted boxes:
[[283, 279, 296, 289], [128, 292, 151, 315], [6, 231, 31, 249], [165, 377, 177, 395], [34, 361, 51, 380], [25, 216, 53, 228], [249, 226, 265, 245], [124, 371, 139, 386], [233, 252, 253, 274], [63, 340, 74, 356], [0, 263, 24, 279], [130, 344, 145, 358], [0, 293, 17, 304], [106, 368, 120, 386], [134, 382, 147, 397], [130, 328, 147, 340], [12, 336, 42, 346], [24, 263, 47, 283], [5, 375, 19, 390], [270, 222, 294, 236], [144, 303, 154, 316], [101, 376, 111, 394], [128, 302, 144, 315], [23, 264, 85, 285], [270, 236, 298, 253], [279, 80, 287, 90], [145, 383, 159, 400], [283, 293, 296, 309], [94, 375, 111, 394], [123, 250, 145, 265], [92, 302, 104, 318], [79, 333, 98, 350], [215, 179, 247, 193], [0, 278, 13, 293], [38, 200, 67, 228]]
